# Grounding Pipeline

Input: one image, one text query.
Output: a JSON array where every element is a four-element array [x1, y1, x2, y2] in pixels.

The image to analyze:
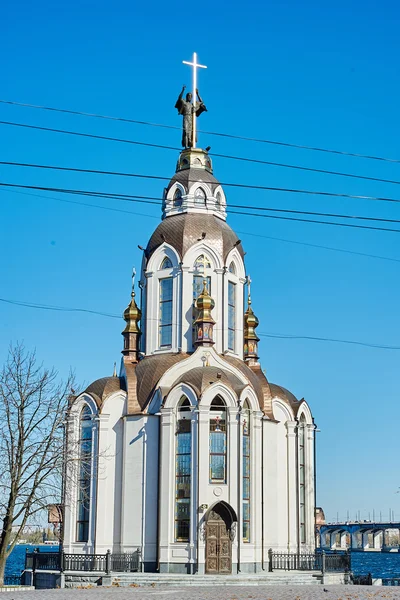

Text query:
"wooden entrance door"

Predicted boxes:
[[205, 509, 232, 574]]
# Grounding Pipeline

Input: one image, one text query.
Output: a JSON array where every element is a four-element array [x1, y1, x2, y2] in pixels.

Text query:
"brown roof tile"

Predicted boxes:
[[135, 353, 190, 411], [172, 366, 245, 399], [145, 213, 244, 262], [84, 376, 126, 409]]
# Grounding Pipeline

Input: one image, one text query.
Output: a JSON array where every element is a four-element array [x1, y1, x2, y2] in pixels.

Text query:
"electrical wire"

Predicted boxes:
[[5, 187, 400, 264], [3, 160, 400, 206], [2, 121, 400, 187], [2, 181, 400, 234], [1, 99, 400, 164], [1, 297, 399, 350]]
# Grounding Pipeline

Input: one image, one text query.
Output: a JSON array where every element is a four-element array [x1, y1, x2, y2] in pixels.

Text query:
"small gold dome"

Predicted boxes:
[[195, 279, 215, 315], [123, 291, 141, 334]]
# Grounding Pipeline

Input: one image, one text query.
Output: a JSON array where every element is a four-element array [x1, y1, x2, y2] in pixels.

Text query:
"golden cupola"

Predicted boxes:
[[193, 279, 215, 347], [122, 271, 142, 362], [244, 277, 260, 363]]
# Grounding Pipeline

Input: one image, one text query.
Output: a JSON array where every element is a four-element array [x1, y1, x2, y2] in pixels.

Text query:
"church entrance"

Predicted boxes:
[[205, 502, 234, 574]]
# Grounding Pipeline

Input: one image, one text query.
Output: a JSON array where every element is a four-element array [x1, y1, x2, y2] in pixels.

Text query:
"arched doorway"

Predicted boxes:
[[205, 502, 236, 574]]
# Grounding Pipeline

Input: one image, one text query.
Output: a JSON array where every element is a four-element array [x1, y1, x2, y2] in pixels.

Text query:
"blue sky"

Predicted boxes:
[[1, 0, 400, 522]]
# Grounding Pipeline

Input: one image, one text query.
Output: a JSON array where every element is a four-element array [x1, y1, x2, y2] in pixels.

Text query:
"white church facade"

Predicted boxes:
[[63, 145, 316, 574]]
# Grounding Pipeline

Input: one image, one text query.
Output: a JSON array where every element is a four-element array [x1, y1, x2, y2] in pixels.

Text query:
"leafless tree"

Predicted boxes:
[[0, 343, 75, 585]]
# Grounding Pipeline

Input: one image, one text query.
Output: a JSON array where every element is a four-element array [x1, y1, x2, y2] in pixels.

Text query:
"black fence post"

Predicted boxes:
[[106, 549, 111, 574], [268, 548, 273, 572], [321, 550, 326, 574]]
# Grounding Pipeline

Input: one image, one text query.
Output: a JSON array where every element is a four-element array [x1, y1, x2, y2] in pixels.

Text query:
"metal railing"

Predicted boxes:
[[268, 549, 351, 573], [25, 548, 141, 574]]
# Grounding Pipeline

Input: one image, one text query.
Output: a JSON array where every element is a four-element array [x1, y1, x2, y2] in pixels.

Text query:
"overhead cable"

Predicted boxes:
[[1, 99, 399, 164], [2, 159, 400, 206], [1, 182, 400, 234], [1, 121, 400, 188]]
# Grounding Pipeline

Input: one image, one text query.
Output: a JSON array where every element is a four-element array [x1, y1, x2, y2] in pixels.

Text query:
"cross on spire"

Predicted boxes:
[[182, 52, 207, 149]]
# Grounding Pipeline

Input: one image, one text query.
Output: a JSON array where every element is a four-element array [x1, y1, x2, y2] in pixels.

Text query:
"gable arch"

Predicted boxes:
[[166, 182, 186, 203], [183, 242, 223, 271], [70, 393, 98, 418], [296, 400, 313, 424], [163, 383, 198, 410], [146, 243, 180, 273], [272, 397, 295, 422], [200, 382, 238, 408], [189, 182, 213, 201], [239, 387, 260, 412], [225, 247, 246, 280]]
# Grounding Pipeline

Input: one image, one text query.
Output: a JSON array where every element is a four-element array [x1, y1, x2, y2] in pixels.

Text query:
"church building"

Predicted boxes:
[[63, 81, 316, 574]]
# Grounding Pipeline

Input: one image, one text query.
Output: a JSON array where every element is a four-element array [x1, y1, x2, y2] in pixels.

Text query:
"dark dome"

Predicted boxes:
[[166, 167, 220, 194], [145, 213, 244, 261], [84, 376, 126, 408]]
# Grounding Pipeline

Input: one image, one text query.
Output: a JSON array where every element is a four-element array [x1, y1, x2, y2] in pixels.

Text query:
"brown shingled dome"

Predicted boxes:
[[145, 213, 244, 262], [172, 366, 246, 398], [84, 376, 126, 408]]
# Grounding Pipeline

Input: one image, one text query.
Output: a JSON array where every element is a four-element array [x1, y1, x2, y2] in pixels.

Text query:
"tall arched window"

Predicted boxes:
[[173, 188, 183, 207], [242, 400, 250, 542], [299, 415, 306, 544], [159, 277, 173, 347], [228, 281, 236, 351], [194, 187, 206, 206], [209, 397, 227, 483], [76, 405, 92, 542], [175, 396, 192, 541]]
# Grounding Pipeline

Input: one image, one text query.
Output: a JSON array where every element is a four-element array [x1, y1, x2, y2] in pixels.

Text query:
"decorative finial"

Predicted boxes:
[[193, 278, 215, 347], [113, 362, 117, 377], [244, 277, 260, 363], [176, 53, 207, 148], [131, 267, 136, 298], [246, 275, 252, 306]]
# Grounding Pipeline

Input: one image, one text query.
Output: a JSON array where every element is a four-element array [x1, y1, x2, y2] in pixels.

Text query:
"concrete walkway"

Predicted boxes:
[[1, 585, 399, 599]]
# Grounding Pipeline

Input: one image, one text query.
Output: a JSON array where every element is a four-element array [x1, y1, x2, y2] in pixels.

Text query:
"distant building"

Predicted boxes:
[[63, 139, 316, 573]]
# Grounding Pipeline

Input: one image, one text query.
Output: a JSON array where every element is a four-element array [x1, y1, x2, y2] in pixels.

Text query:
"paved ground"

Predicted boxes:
[[2, 586, 400, 600]]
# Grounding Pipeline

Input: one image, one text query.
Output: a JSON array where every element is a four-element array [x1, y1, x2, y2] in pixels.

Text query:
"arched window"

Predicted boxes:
[[242, 400, 250, 542], [194, 254, 211, 271], [228, 261, 236, 274], [209, 397, 227, 483], [228, 281, 236, 351], [76, 405, 92, 542], [159, 278, 173, 347], [175, 396, 191, 541], [299, 415, 306, 544], [160, 256, 173, 270], [173, 188, 183, 207], [215, 191, 222, 210], [194, 187, 206, 206]]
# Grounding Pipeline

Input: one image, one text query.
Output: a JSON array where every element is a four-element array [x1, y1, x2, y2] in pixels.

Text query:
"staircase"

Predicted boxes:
[[110, 572, 323, 587]]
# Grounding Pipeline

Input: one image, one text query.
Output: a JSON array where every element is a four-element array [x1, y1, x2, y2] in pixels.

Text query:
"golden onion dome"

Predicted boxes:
[[123, 291, 141, 334]]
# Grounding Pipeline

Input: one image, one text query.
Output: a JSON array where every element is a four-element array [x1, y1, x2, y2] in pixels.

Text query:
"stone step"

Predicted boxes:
[[110, 572, 323, 587]]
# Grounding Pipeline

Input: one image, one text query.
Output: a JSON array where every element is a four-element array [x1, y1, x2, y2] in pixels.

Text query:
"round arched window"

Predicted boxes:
[[194, 187, 206, 206]]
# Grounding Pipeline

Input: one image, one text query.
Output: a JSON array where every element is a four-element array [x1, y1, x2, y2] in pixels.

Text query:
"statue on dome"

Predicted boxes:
[[175, 86, 207, 148]]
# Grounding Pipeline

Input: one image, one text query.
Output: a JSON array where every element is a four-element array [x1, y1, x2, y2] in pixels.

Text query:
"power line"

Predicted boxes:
[[5, 188, 400, 264], [3, 159, 400, 206], [1, 98, 400, 164], [2, 120, 400, 187], [2, 182, 400, 234], [1, 296, 399, 350]]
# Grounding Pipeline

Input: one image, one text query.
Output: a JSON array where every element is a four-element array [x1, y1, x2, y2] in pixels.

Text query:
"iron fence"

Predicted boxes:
[[268, 549, 351, 573], [25, 549, 141, 574]]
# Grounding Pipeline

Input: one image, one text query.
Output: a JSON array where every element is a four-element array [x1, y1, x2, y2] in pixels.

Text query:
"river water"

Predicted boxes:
[[6, 545, 400, 580]]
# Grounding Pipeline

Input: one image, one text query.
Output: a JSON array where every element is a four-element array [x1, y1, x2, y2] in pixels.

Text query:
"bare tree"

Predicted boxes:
[[0, 343, 75, 585]]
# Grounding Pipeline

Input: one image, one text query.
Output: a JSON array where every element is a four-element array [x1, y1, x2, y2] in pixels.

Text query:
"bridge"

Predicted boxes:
[[318, 522, 400, 552]]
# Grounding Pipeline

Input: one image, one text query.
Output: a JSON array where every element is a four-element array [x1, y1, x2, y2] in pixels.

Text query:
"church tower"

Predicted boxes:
[[63, 56, 316, 576]]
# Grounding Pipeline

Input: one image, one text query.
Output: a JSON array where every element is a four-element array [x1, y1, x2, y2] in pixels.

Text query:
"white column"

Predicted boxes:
[[306, 424, 316, 549], [227, 406, 239, 571], [93, 414, 110, 552], [196, 405, 210, 575], [252, 411, 263, 571], [286, 421, 297, 552], [189, 408, 198, 573]]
